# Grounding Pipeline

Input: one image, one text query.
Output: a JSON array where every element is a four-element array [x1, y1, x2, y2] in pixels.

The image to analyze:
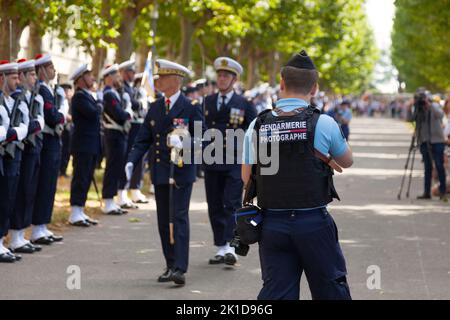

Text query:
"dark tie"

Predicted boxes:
[[218, 95, 226, 111], [165, 98, 171, 115]]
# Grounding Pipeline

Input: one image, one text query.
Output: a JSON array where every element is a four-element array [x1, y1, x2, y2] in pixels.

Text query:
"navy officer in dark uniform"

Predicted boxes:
[[68, 64, 101, 226], [204, 57, 257, 266], [126, 59, 204, 286], [9, 58, 44, 254], [0, 60, 29, 262], [32, 54, 66, 245], [101, 64, 133, 215], [117, 60, 148, 206], [242, 50, 354, 300]]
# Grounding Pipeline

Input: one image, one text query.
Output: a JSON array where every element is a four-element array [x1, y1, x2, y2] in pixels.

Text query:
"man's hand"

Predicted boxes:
[[125, 162, 134, 181], [6, 128, 17, 143]]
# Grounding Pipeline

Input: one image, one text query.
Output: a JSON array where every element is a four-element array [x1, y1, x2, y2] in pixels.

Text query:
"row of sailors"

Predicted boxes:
[[0, 54, 258, 288]]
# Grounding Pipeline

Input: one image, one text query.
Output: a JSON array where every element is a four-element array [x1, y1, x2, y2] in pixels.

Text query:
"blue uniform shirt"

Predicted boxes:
[[242, 98, 349, 210]]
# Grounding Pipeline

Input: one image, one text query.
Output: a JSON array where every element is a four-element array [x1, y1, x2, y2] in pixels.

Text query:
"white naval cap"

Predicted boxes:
[[0, 60, 18, 74], [101, 64, 119, 79], [34, 53, 53, 67], [70, 63, 90, 82], [17, 59, 35, 73], [118, 60, 136, 71], [154, 59, 192, 78], [214, 57, 243, 76], [134, 72, 144, 81], [193, 78, 208, 86]]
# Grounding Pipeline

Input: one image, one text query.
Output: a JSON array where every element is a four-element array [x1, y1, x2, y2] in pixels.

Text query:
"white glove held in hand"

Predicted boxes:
[[125, 162, 134, 181], [169, 135, 183, 149]]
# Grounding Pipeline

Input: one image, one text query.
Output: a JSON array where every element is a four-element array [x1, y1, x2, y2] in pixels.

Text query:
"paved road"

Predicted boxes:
[[1, 117, 449, 300]]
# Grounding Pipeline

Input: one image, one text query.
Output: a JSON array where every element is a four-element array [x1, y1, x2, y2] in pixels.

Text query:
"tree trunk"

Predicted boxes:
[[269, 50, 280, 86], [27, 21, 42, 59], [179, 15, 195, 67], [136, 43, 150, 72], [92, 47, 107, 81], [246, 48, 258, 89], [0, 16, 24, 60], [115, 6, 138, 63]]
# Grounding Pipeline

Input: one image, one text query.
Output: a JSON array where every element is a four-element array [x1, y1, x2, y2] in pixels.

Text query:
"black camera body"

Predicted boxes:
[[230, 204, 262, 256], [230, 233, 250, 256]]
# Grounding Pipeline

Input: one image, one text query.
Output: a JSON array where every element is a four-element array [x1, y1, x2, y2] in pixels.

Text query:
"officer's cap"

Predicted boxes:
[[34, 53, 53, 67], [118, 60, 135, 72], [0, 60, 18, 74], [70, 63, 91, 82], [101, 64, 119, 79], [193, 78, 208, 88], [134, 72, 144, 81], [285, 50, 316, 70], [183, 85, 198, 95], [154, 59, 191, 78], [17, 59, 35, 73], [214, 57, 243, 76]]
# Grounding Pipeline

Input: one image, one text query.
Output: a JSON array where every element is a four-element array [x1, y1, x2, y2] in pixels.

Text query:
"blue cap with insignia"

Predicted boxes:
[[285, 50, 316, 70]]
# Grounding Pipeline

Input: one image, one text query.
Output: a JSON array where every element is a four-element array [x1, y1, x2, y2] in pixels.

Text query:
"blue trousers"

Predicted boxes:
[[11, 151, 41, 230], [102, 131, 127, 199], [204, 168, 243, 246], [118, 123, 145, 190], [33, 146, 61, 225], [257, 208, 351, 300], [70, 152, 98, 207], [420, 142, 447, 196], [154, 183, 193, 273], [0, 153, 22, 237]]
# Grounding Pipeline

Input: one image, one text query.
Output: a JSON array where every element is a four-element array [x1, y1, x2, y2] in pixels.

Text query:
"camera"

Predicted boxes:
[[230, 232, 250, 256]]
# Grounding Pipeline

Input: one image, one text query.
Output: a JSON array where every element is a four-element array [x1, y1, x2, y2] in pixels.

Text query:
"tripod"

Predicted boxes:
[[397, 107, 432, 200], [397, 130, 418, 200]]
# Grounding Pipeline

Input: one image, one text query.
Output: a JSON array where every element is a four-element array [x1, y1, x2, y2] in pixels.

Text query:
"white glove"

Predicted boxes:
[[169, 135, 183, 149], [125, 162, 134, 181]]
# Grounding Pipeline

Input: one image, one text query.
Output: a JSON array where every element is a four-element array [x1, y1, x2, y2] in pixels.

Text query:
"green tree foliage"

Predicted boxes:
[[1, 0, 379, 93], [392, 0, 450, 92]]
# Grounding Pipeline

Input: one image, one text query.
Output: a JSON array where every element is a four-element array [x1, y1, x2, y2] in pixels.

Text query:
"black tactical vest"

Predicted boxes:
[[255, 105, 339, 209]]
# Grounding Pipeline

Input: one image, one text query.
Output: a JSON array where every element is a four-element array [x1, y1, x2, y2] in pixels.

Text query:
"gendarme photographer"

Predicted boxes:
[[414, 90, 447, 202]]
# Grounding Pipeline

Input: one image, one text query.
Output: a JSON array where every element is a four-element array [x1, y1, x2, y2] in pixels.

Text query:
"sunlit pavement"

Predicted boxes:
[[0, 117, 449, 300]]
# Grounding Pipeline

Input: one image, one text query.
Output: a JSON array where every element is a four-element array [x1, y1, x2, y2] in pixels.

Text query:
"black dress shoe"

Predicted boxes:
[[120, 203, 139, 209], [29, 243, 42, 252], [10, 243, 35, 254], [70, 220, 91, 227], [224, 253, 237, 266], [170, 270, 186, 285], [132, 199, 149, 204], [0, 253, 15, 263], [105, 209, 124, 216], [209, 255, 224, 265], [85, 218, 99, 225], [417, 194, 431, 200], [31, 237, 53, 245], [158, 269, 173, 283], [10, 252, 22, 261], [48, 235, 63, 242]]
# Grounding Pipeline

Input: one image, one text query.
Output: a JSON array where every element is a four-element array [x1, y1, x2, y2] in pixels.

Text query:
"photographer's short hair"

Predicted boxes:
[[281, 66, 318, 95]]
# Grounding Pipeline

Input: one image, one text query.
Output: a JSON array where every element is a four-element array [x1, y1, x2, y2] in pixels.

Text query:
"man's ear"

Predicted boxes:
[[310, 83, 318, 97], [280, 77, 285, 92]]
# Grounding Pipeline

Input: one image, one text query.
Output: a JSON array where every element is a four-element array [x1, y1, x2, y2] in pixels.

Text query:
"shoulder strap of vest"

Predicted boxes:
[[306, 105, 321, 152], [254, 108, 272, 128]]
